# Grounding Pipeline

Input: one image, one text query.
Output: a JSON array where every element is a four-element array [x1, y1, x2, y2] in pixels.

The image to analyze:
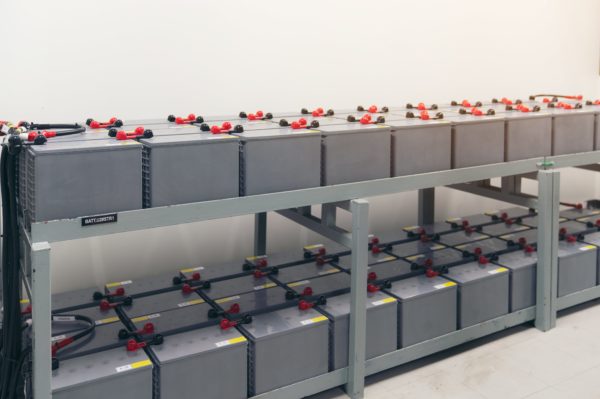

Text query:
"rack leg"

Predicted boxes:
[[536, 170, 559, 331], [345, 199, 369, 399], [418, 188, 435, 225], [254, 212, 267, 256], [321, 203, 337, 227], [31, 241, 52, 399]]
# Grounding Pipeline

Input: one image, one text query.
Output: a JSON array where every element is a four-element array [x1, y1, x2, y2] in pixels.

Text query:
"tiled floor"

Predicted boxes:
[[309, 299, 600, 399]]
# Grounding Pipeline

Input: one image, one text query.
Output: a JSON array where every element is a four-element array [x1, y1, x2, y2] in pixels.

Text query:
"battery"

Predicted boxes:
[[437, 230, 490, 247], [23, 139, 142, 223], [402, 222, 458, 238], [519, 215, 567, 228], [384, 274, 457, 347], [548, 106, 596, 155], [559, 220, 589, 236], [387, 118, 452, 176], [454, 238, 514, 256], [271, 260, 342, 284], [366, 258, 413, 282], [404, 247, 467, 270], [240, 306, 329, 396], [557, 240, 597, 297], [104, 271, 182, 299], [387, 240, 446, 259], [317, 291, 397, 370], [139, 134, 239, 207], [125, 302, 217, 336], [178, 261, 248, 284], [316, 123, 392, 185], [494, 249, 537, 311], [333, 251, 398, 270], [52, 287, 103, 312], [210, 286, 292, 316], [149, 324, 247, 399], [52, 346, 153, 399], [502, 110, 553, 161], [498, 228, 539, 246], [480, 222, 531, 237], [445, 113, 505, 168], [286, 272, 351, 298], [234, 127, 321, 195], [443, 261, 510, 328], [53, 305, 122, 336], [120, 289, 206, 319], [581, 231, 600, 284]]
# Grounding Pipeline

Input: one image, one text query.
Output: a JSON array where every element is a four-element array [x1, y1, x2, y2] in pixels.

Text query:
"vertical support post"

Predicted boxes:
[[321, 203, 337, 227], [254, 212, 267, 256], [31, 241, 52, 399], [536, 170, 560, 331], [418, 188, 435, 225], [346, 199, 369, 399]]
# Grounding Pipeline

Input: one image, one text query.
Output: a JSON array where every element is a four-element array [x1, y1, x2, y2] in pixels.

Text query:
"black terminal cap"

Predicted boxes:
[[108, 128, 118, 137], [357, 105, 365, 111], [167, 115, 176, 122], [85, 118, 94, 126], [301, 108, 309, 114], [279, 119, 289, 127], [310, 120, 320, 128], [347, 115, 356, 122], [233, 125, 244, 133], [239, 111, 247, 118], [200, 123, 210, 131]]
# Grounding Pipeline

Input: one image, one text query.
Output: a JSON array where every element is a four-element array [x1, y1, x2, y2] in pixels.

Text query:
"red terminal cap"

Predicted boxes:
[[559, 227, 567, 235], [52, 337, 75, 356], [505, 218, 514, 225], [192, 272, 201, 281], [141, 323, 155, 335], [302, 287, 313, 297], [519, 106, 530, 113], [501, 212, 508, 220], [518, 237, 527, 246], [219, 319, 233, 330], [462, 100, 471, 107], [316, 256, 326, 266], [27, 132, 37, 142], [473, 247, 482, 256], [418, 228, 427, 235], [371, 245, 381, 254], [524, 245, 535, 254], [566, 235, 577, 243], [595, 219, 600, 227], [576, 203, 583, 209], [462, 220, 470, 227], [360, 114, 372, 124], [420, 234, 430, 242], [368, 272, 378, 281], [478, 255, 489, 265], [127, 339, 147, 352], [318, 247, 327, 256], [257, 258, 268, 268], [367, 284, 380, 293], [175, 114, 196, 124], [227, 303, 240, 314], [465, 226, 475, 234], [182, 283, 194, 294], [298, 300, 313, 310], [368, 105, 378, 113], [501, 97, 513, 105], [99, 299, 116, 311], [21, 305, 32, 315], [424, 258, 433, 267], [425, 268, 439, 278], [253, 270, 266, 278], [471, 107, 483, 116], [371, 237, 380, 245], [543, 98, 551, 103], [417, 102, 426, 110], [420, 111, 430, 120]]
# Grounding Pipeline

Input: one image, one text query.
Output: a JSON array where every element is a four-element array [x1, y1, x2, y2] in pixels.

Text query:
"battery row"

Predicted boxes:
[[16, 97, 600, 223], [45, 203, 600, 399]]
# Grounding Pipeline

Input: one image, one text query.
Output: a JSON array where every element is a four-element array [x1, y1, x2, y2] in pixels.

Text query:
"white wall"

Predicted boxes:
[[1, 0, 599, 292]]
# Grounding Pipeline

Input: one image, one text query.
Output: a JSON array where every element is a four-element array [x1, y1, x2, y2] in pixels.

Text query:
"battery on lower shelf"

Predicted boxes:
[[437, 229, 490, 247], [52, 346, 153, 399], [333, 251, 398, 270], [120, 289, 206, 319], [480, 222, 531, 237], [387, 241, 446, 259], [286, 272, 352, 299], [103, 271, 182, 299], [454, 237, 515, 257], [494, 249, 537, 311], [198, 274, 278, 301], [443, 260, 510, 328], [239, 306, 329, 396], [208, 286, 292, 317], [561, 206, 600, 220], [384, 274, 458, 348], [317, 291, 397, 370], [557, 240, 597, 297]]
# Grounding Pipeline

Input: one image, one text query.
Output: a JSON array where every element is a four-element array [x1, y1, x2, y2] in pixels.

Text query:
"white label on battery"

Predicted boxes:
[[52, 316, 75, 322], [434, 281, 457, 289], [300, 316, 328, 325], [106, 280, 132, 288], [116, 360, 152, 373], [253, 282, 276, 290], [372, 297, 397, 306], [580, 245, 596, 251], [51, 334, 66, 342], [488, 267, 508, 275]]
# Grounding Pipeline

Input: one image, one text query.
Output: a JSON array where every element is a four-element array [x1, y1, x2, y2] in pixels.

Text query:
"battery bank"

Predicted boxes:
[[240, 306, 329, 396], [480, 222, 531, 237], [557, 240, 597, 297], [437, 230, 490, 247], [149, 324, 247, 399], [445, 113, 505, 168], [385, 274, 457, 347], [139, 134, 239, 207], [316, 123, 392, 185], [443, 261, 510, 328], [317, 291, 397, 370], [234, 127, 321, 195], [23, 139, 142, 222], [52, 346, 153, 399], [387, 118, 452, 176], [494, 249, 537, 311], [454, 238, 514, 256]]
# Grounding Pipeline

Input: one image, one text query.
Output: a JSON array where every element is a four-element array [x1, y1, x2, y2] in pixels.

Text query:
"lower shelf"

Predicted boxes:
[[557, 285, 600, 311]]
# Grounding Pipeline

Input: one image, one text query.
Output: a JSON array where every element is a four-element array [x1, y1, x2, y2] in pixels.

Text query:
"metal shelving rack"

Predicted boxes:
[[22, 151, 600, 399]]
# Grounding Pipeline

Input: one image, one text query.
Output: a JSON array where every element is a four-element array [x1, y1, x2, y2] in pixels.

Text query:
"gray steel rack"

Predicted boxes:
[[21, 150, 600, 399]]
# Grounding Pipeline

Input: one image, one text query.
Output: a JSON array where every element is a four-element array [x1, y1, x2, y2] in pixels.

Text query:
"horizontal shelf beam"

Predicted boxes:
[[447, 183, 538, 208], [30, 158, 545, 243], [556, 286, 600, 311], [364, 307, 535, 376]]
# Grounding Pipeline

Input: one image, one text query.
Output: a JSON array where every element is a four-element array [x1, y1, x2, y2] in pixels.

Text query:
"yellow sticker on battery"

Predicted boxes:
[[455, 244, 466, 250], [288, 280, 310, 287], [300, 315, 328, 325], [304, 244, 324, 250], [96, 316, 119, 325], [434, 281, 457, 289], [116, 359, 152, 373], [215, 336, 247, 347], [446, 217, 461, 222], [106, 280, 132, 288], [372, 297, 397, 306], [177, 298, 204, 307], [20, 299, 30, 304], [318, 269, 340, 276], [180, 266, 204, 273], [402, 225, 419, 231], [406, 254, 424, 262], [499, 234, 513, 240], [580, 245, 596, 251], [131, 313, 161, 323], [376, 256, 396, 263], [430, 244, 445, 250], [215, 295, 240, 304], [253, 282, 276, 290], [488, 267, 508, 275]]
